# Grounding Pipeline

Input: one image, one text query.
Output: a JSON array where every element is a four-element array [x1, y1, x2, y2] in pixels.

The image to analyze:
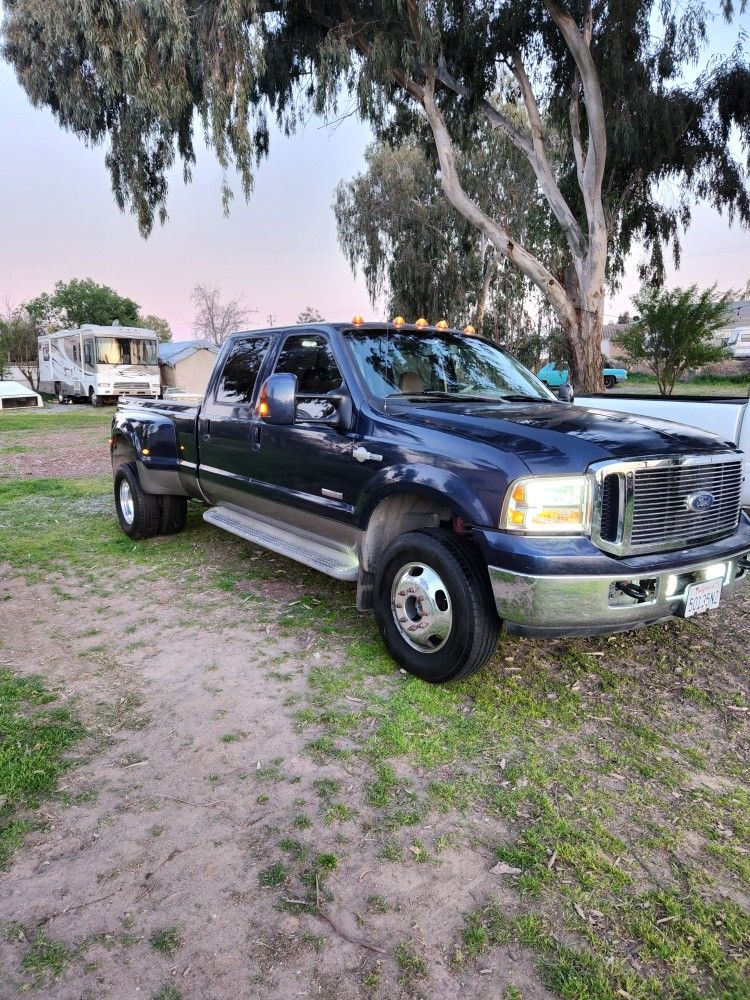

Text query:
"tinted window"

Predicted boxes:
[[273, 334, 342, 394], [215, 337, 270, 404]]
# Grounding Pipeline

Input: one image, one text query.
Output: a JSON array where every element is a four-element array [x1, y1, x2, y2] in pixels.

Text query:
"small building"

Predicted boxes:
[[158, 341, 219, 396], [0, 380, 43, 409]]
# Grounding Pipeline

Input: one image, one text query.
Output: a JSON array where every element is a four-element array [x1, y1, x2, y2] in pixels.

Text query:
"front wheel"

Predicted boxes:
[[114, 462, 161, 539], [373, 530, 500, 683], [603, 375, 617, 389]]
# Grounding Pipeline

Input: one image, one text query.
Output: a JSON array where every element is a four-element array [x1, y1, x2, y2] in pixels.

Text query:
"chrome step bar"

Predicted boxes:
[[203, 503, 359, 581]]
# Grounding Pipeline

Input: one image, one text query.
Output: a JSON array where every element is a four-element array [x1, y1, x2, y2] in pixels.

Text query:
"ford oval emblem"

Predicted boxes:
[[685, 490, 716, 512]]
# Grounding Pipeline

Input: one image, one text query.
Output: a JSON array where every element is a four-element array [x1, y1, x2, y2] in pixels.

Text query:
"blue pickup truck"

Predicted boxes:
[[111, 321, 750, 683], [538, 360, 628, 390]]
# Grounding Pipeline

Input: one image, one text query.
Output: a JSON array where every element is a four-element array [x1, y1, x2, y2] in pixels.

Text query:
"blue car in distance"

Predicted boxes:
[[538, 360, 628, 390]]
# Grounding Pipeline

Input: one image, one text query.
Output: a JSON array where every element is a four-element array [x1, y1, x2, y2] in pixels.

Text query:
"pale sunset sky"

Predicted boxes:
[[1, 7, 748, 340]]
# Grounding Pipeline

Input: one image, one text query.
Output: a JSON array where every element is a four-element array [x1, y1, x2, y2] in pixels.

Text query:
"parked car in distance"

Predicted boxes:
[[109, 320, 750, 684], [538, 360, 628, 390], [575, 388, 750, 509]]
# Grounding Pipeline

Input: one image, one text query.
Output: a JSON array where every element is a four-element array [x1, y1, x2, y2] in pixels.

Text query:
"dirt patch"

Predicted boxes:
[[0, 428, 110, 479], [0, 572, 552, 1000]]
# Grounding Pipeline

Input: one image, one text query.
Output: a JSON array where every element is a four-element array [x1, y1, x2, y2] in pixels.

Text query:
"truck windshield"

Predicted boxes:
[[96, 338, 158, 366], [344, 329, 555, 402]]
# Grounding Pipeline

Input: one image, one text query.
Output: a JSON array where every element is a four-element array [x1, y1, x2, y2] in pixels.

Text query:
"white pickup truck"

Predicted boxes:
[[577, 392, 750, 509]]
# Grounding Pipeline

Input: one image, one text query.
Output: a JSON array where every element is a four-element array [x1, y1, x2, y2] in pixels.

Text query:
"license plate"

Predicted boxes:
[[683, 577, 723, 618]]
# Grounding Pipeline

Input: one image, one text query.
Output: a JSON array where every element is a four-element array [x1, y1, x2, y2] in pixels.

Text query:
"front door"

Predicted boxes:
[[198, 334, 273, 506]]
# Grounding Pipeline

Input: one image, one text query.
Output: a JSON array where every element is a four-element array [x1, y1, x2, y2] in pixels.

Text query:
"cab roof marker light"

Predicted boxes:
[[435, 319, 449, 329], [392, 315, 406, 327], [464, 324, 476, 335], [351, 314, 365, 325], [414, 317, 429, 328]]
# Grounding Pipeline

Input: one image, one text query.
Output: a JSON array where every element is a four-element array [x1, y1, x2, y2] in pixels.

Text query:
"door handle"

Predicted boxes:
[[352, 445, 383, 463], [202, 419, 211, 442]]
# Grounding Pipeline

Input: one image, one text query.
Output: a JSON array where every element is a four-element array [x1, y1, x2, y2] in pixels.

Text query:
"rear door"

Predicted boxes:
[[250, 331, 357, 538], [198, 334, 273, 505]]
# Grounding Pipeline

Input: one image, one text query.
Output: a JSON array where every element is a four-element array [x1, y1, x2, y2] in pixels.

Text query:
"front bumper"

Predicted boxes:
[[489, 545, 750, 637]]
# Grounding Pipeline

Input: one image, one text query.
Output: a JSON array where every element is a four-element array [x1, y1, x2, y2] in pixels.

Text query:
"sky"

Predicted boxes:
[[0, 9, 748, 340]]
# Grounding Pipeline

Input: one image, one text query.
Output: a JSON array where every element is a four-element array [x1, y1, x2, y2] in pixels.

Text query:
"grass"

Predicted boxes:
[[149, 926, 182, 957], [0, 668, 85, 868], [2, 424, 749, 998], [0, 407, 113, 433]]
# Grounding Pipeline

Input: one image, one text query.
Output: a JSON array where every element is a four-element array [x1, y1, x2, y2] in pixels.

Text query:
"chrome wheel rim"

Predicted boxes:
[[119, 480, 135, 525], [390, 562, 453, 653]]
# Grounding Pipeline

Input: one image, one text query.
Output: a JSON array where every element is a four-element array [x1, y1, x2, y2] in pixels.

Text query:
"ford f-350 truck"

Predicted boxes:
[[110, 321, 750, 683]]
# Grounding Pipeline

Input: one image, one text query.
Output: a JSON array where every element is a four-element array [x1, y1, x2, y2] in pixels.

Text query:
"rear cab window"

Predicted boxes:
[[215, 336, 271, 405]]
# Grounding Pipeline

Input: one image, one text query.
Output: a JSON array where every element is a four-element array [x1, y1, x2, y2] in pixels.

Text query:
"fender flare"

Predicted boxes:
[[355, 463, 492, 529]]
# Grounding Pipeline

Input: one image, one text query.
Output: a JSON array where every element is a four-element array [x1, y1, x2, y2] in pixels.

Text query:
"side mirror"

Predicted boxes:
[[558, 382, 575, 403], [259, 373, 297, 424]]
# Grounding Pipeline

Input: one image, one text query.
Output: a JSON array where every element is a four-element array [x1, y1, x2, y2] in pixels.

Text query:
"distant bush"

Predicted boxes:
[[692, 372, 750, 385]]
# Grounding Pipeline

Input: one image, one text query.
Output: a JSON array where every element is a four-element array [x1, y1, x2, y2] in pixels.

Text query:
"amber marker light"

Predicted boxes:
[[414, 317, 429, 328], [351, 314, 365, 325], [463, 324, 476, 335], [141, 447, 150, 456], [392, 315, 406, 326], [435, 319, 449, 329]]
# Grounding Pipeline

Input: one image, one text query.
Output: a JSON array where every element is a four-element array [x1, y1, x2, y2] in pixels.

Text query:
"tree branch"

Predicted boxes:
[[544, 0, 607, 204], [509, 48, 585, 257], [421, 72, 578, 333], [569, 68, 585, 191]]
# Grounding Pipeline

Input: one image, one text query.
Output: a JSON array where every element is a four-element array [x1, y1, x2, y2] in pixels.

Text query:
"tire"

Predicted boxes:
[[603, 375, 617, 389], [114, 462, 162, 539], [373, 529, 500, 684], [55, 382, 66, 404], [159, 495, 188, 535], [89, 388, 101, 407]]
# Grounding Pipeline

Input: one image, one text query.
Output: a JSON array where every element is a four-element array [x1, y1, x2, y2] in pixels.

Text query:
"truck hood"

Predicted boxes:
[[388, 400, 733, 473]]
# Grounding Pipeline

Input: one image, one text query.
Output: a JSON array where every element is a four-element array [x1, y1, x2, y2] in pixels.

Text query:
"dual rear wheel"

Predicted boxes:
[[114, 462, 187, 540]]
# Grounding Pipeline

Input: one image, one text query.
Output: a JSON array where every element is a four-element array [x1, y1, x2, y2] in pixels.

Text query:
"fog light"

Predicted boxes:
[[664, 574, 679, 598], [703, 563, 726, 583]]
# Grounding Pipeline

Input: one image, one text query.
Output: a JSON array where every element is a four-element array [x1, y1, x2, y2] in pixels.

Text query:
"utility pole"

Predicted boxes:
[[266, 313, 276, 328]]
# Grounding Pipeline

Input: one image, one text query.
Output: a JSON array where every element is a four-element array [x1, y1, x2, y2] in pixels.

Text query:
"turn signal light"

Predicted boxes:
[[463, 324, 476, 335], [414, 317, 429, 328], [258, 400, 269, 417], [435, 319, 449, 329], [351, 314, 365, 325], [392, 315, 406, 326], [141, 447, 150, 456]]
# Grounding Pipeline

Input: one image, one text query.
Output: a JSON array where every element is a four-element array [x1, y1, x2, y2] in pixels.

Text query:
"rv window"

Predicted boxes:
[[95, 338, 158, 366], [83, 340, 95, 368]]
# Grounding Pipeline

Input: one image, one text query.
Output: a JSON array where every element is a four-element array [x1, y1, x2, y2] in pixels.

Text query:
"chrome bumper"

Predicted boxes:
[[489, 549, 750, 637]]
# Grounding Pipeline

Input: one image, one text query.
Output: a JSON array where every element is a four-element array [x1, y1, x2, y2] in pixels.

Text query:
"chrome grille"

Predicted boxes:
[[113, 382, 154, 394], [592, 456, 743, 556]]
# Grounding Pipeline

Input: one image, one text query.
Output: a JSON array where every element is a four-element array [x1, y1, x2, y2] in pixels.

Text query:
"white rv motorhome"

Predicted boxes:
[[38, 324, 161, 405]]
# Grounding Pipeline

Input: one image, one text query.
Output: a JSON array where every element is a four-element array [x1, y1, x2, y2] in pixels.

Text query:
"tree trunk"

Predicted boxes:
[[560, 263, 604, 393]]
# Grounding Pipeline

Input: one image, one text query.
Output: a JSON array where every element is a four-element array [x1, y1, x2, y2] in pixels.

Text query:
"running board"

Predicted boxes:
[[203, 504, 359, 581]]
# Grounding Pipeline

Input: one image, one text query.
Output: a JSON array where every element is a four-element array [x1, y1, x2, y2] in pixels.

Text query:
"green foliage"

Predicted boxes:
[[148, 926, 181, 956], [27, 278, 140, 330], [137, 313, 172, 343], [616, 285, 732, 395], [0, 668, 84, 867]]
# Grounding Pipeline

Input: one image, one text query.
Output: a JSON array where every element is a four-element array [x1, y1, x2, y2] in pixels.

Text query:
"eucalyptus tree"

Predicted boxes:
[[4, 1, 748, 389], [334, 110, 563, 343]]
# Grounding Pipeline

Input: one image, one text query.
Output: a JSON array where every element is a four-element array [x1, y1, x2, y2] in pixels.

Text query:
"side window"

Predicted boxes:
[[273, 334, 343, 394], [215, 337, 270, 404], [83, 340, 94, 369]]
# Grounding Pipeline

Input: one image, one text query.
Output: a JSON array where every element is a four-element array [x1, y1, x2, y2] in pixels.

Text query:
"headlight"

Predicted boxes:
[[502, 476, 591, 534]]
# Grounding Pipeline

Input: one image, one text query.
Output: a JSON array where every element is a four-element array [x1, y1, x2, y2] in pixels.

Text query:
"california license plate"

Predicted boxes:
[[683, 577, 723, 618]]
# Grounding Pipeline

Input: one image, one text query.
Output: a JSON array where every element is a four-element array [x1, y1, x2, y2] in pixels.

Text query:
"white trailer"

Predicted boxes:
[[38, 324, 161, 405]]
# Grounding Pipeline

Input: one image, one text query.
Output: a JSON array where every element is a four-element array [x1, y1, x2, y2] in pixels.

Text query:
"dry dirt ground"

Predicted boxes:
[[1, 409, 749, 1000]]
